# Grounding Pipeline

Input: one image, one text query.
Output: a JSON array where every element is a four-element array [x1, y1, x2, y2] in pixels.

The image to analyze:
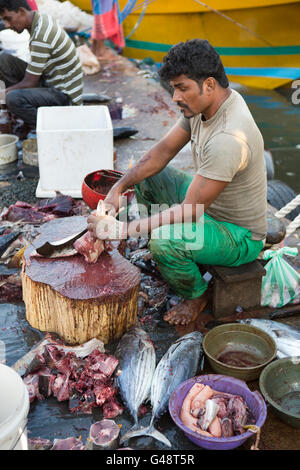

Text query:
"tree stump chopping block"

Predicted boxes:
[[22, 216, 141, 344]]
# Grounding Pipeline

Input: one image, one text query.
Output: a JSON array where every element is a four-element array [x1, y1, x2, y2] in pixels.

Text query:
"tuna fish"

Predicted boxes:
[[114, 328, 156, 442], [120, 331, 203, 447], [238, 319, 300, 358]]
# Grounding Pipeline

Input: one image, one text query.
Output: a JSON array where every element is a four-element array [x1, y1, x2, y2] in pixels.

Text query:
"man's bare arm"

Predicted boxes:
[[6, 72, 40, 93], [103, 122, 190, 214]]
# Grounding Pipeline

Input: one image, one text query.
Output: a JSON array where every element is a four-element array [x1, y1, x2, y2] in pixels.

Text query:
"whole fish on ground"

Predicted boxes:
[[114, 328, 156, 442], [120, 331, 203, 447], [238, 319, 300, 358]]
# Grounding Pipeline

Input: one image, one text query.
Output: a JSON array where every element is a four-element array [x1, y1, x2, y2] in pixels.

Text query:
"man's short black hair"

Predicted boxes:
[[159, 39, 229, 88], [0, 0, 31, 14]]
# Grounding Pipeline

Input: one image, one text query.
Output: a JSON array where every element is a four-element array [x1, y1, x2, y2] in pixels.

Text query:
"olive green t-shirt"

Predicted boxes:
[[27, 12, 83, 105], [178, 89, 267, 240]]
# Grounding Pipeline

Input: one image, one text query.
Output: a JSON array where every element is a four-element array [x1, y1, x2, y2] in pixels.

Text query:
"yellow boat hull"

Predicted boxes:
[[69, 0, 300, 89]]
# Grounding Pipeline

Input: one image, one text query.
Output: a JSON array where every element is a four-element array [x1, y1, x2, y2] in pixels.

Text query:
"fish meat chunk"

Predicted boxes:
[[12, 334, 105, 377], [208, 416, 222, 438], [228, 396, 248, 434], [191, 385, 214, 412], [73, 231, 105, 263], [51, 437, 85, 450], [88, 420, 120, 450], [220, 417, 234, 437]]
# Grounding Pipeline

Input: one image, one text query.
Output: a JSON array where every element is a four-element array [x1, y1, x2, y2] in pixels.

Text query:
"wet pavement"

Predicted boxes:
[[0, 53, 299, 451]]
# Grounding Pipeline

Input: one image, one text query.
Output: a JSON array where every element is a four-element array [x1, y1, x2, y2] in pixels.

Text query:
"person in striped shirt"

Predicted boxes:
[[0, 0, 83, 128]]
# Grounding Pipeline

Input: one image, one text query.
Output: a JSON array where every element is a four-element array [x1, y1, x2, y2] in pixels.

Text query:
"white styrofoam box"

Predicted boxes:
[[36, 105, 113, 198]]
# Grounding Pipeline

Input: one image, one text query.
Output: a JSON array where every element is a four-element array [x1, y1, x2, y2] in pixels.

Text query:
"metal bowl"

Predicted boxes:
[[0, 134, 19, 165], [203, 323, 277, 381], [22, 138, 38, 167], [259, 357, 300, 428], [169, 374, 267, 450], [81, 169, 135, 210]]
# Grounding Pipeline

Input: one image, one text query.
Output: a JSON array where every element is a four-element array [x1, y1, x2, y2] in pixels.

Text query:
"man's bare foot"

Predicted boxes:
[[163, 292, 209, 326], [91, 40, 117, 61]]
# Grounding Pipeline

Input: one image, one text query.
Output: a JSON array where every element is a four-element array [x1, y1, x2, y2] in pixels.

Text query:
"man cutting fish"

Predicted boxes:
[[87, 39, 267, 326], [0, 0, 83, 128]]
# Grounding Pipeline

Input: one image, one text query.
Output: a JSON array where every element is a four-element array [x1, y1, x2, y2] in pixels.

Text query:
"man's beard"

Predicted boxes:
[[177, 103, 194, 118]]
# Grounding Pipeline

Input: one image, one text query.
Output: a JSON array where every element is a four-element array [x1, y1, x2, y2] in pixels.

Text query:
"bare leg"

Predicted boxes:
[[91, 39, 117, 60], [163, 291, 209, 326]]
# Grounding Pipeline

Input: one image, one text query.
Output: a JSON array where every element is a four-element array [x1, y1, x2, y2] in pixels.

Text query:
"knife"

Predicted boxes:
[[35, 228, 87, 257]]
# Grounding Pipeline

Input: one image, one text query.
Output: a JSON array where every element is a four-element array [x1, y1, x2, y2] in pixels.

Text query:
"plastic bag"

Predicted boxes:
[[261, 247, 300, 308]]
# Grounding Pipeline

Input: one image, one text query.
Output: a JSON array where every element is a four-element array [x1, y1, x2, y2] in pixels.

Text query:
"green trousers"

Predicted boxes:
[[134, 166, 263, 299]]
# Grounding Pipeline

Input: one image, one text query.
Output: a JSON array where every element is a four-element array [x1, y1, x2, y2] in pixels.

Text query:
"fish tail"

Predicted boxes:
[[120, 424, 171, 447]]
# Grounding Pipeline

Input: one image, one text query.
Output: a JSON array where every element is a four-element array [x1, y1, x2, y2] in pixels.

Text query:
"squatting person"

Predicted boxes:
[[0, 0, 83, 128], [87, 39, 267, 326]]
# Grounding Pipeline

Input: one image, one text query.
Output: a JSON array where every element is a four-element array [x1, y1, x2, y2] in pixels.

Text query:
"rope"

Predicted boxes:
[[131, 0, 156, 13], [125, 0, 150, 39], [120, 0, 138, 23], [285, 214, 300, 238], [191, 0, 274, 47]]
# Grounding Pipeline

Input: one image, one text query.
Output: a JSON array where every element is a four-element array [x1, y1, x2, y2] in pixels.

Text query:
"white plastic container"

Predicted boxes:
[[0, 364, 30, 450], [0, 134, 19, 165], [36, 105, 113, 198]]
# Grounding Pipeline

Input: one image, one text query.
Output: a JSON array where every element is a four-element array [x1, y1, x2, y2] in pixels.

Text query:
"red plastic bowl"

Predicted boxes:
[[169, 374, 267, 450], [82, 169, 135, 210]]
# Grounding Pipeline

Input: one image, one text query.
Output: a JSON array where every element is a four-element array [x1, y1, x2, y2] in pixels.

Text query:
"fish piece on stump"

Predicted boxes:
[[73, 231, 105, 264]]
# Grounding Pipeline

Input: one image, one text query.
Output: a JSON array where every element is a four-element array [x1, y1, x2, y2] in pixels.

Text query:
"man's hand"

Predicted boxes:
[[87, 212, 126, 240]]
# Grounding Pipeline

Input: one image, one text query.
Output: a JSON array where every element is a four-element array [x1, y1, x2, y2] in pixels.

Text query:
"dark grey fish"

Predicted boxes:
[[114, 328, 156, 441], [82, 93, 111, 103], [113, 127, 138, 140], [0, 231, 20, 257], [120, 331, 203, 447]]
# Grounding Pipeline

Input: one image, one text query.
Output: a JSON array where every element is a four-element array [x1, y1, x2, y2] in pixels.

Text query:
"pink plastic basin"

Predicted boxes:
[[169, 374, 267, 450]]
